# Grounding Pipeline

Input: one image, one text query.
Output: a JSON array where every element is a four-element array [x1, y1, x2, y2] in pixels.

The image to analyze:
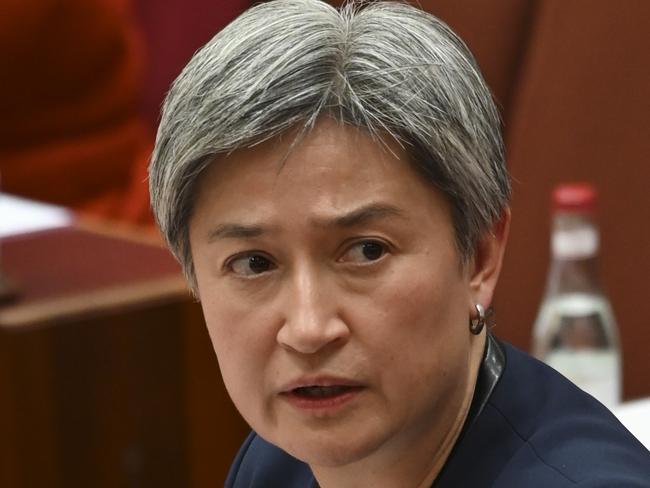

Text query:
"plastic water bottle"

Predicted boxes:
[[532, 183, 622, 409]]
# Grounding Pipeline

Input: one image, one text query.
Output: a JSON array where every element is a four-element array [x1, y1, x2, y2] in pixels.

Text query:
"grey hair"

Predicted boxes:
[[150, 0, 510, 287]]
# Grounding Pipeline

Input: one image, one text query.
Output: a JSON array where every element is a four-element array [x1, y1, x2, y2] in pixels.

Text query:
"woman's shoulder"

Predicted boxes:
[[225, 431, 314, 488], [475, 340, 650, 486]]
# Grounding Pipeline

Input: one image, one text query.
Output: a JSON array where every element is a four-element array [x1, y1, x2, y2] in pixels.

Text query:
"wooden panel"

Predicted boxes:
[[0, 297, 249, 487], [0, 328, 61, 487], [0, 225, 249, 486], [1, 302, 189, 487], [181, 302, 250, 487]]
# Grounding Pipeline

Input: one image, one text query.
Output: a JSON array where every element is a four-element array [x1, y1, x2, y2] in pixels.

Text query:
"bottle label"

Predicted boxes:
[[552, 228, 599, 259], [545, 349, 620, 409]]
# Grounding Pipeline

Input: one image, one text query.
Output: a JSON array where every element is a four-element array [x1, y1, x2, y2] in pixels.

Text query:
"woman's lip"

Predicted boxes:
[[280, 386, 365, 411], [279, 376, 364, 393], [278, 376, 366, 412]]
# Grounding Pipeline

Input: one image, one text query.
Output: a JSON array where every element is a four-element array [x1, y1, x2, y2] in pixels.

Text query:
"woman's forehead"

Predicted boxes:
[[198, 120, 395, 190], [189, 119, 455, 246], [211, 118, 406, 176]]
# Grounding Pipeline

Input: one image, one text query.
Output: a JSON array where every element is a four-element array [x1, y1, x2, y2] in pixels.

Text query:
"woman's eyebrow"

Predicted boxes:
[[316, 203, 407, 228], [207, 223, 270, 242], [206, 204, 406, 242]]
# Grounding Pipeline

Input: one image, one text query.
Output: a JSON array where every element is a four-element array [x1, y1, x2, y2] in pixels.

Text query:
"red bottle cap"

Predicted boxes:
[[552, 183, 597, 212]]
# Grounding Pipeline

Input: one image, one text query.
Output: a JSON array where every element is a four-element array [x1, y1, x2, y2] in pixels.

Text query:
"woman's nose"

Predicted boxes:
[[276, 270, 350, 354]]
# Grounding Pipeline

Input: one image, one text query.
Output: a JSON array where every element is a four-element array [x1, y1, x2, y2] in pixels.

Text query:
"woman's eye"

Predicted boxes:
[[228, 254, 275, 276], [341, 240, 389, 263]]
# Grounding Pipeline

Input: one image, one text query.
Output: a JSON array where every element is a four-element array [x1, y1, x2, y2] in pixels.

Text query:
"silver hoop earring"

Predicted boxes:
[[469, 303, 486, 335]]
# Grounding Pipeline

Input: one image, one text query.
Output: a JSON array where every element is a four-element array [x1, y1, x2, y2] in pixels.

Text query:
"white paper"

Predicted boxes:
[[613, 397, 650, 449], [0, 193, 73, 238]]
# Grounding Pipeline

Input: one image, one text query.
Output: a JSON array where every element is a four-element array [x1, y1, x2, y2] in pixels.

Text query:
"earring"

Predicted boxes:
[[469, 303, 486, 335]]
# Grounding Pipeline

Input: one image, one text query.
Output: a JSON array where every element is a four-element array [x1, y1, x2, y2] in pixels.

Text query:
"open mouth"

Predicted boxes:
[[282, 384, 364, 410], [291, 385, 358, 398]]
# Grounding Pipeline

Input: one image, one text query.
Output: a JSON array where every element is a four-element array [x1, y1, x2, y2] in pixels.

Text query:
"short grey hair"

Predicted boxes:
[[150, 0, 510, 286]]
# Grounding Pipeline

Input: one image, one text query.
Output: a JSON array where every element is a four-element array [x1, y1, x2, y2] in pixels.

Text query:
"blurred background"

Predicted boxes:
[[1, 0, 649, 486]]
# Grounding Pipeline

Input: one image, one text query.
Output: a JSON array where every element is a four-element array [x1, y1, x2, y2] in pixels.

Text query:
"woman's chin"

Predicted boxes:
[[278, 431, 384, 468]]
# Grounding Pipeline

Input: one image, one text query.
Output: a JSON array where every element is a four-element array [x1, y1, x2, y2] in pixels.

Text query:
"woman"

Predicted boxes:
[[149, 1, 650, 486]]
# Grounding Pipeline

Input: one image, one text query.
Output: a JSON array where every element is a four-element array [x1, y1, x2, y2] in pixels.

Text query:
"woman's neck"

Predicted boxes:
[[312, 332, 487, 488]]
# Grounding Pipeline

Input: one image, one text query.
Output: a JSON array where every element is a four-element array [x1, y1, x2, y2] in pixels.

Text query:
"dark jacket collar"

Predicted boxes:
[[465, 332, 506, 430], [431, 332, 505, 487]]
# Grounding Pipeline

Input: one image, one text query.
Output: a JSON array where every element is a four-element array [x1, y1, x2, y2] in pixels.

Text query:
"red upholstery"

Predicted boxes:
[[0, 0, 149, 220]]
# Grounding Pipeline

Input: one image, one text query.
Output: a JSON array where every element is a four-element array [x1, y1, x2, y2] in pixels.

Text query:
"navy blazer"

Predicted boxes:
[[226, 340, 650, 487]]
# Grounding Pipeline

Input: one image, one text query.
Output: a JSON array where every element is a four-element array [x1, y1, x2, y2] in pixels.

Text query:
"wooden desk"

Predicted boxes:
[[0, 225, 248, 487]]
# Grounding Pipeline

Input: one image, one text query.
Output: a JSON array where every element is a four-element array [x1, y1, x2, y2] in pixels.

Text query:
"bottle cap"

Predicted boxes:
[[552, 183, 597, 212], [551, 183, 599, 258]]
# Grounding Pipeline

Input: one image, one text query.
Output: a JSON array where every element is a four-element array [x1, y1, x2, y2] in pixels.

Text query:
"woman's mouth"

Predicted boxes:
[[281, 383, 365, 411], [292, 385, 355, 397]]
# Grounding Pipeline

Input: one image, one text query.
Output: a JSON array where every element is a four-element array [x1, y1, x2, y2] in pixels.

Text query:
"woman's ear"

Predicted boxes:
[[468, 208, 511, 308]]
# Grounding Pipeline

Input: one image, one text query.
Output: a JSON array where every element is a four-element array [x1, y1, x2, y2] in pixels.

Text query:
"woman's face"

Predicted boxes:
[[189, 119, 493, 470]]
